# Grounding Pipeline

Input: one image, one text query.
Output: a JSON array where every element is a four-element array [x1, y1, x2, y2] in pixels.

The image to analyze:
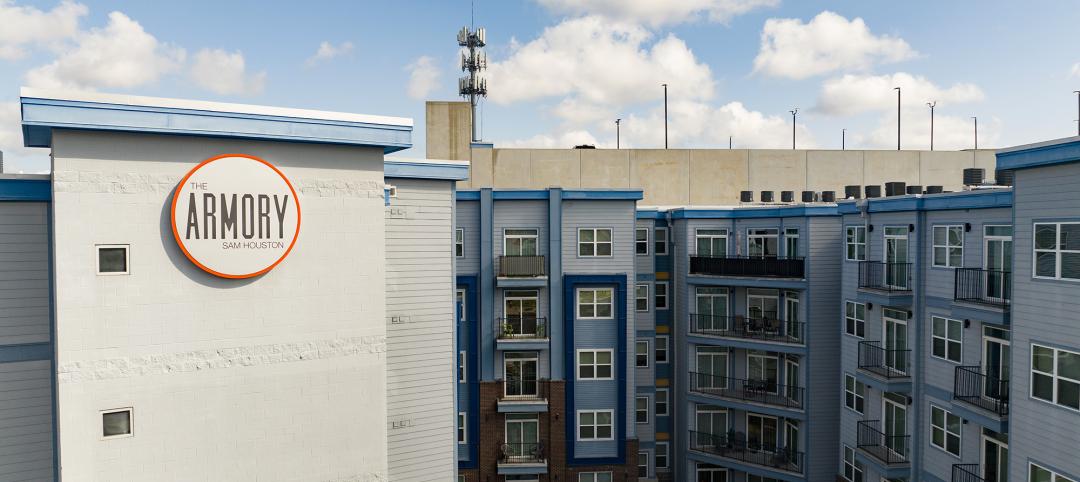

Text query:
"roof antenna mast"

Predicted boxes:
[[458, 7, 488, 143]]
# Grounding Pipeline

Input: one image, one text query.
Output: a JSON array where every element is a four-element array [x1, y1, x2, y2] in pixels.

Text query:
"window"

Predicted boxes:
[[845, 301, 865, 338], [579, 228, 613, 257], [638, 451, 648, 478], [655, 282, 669, 310], [846, 226, 866, 261], [458, 351, 466, 382], [784, 228, 799, 258], [747, 228, 779, 257], [578, 473, 613, 482], [96, 245, 129, 275], [933, 225, 964, 268], [504, 229, 538, 256], [636, 340, 649, 367], [696, 229, 728, 256], [578, 288, 613, 319], [930, 405, 961, 456], [931, 316, 963, 363], [636, 284, 649, 312], [636, 396, 649, 424], [457, 412, 466, 443], [455, 228, 464, 257], [655, 227, 668, 255], [697, 465, 728, 482], [656, 441, 669, 469], [578, 410, 614, 440], [1031, 344, 1080, 410], [844, 375, 865, 414], [1030, 462, 1077, 482], [1034, 222, 1080, 280], [655, 388, 669, 416], [102, 408, 132, 439], [842, 446, 863, 482], [578, 350, 614, 380], [458, 475, 465, 482], [748, 477, 782, 482], [655, 335, 669, 364], [636, 228, 649, 255]]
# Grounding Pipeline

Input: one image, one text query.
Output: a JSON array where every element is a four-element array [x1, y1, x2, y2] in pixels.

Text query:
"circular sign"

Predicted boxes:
[[170, 154, 301, 279]]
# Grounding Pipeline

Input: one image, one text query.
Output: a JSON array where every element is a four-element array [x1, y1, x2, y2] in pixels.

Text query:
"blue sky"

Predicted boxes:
[[2, 0, 1079, 172]]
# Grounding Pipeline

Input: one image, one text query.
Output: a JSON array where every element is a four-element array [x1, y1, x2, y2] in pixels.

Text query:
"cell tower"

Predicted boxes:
[[457, 26, 487, 142]]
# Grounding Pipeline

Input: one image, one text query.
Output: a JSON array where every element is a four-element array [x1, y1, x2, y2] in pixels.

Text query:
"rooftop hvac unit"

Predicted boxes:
[[844, 185, 861, 199], [780, 191, 794, 203], [740, 191, 753, 203], [906, 185, 923, 195], [760, 191, 774, 203], [801, 191, 815, 203], [995, 169, 1015, 186], [925, 185, 944, 194], [885, 182, 907, 197], [820, 191, 836, 202], [963, 168, 985, 186], [865, 185, 882, 198]]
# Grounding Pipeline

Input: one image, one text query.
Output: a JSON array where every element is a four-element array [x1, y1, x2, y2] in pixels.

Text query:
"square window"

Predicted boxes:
[[933, 225, 964, 268], [97, 245, 129, 275], [579, 228, 613, 257], [635, 340, 649, 368], [635, 396, 649, 424], [578, 410, 614, 440], [1032, 344, 1080, 411], [636, 228, 649, 255], [1033, 223, 1080, 280], [578, 288, 614, 319], [636, 284, 649, 312], [102, 408, 132, 439], [578, 350, 614, 380]]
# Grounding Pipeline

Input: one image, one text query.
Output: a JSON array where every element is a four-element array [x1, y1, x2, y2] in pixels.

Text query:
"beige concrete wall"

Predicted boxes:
[[425, 101, 471, 164]]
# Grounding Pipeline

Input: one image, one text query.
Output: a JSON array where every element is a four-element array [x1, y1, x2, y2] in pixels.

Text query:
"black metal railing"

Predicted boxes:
[[498, 255, 546, 277], [858, 341, 911, 379], [858, 261, 912, 292], [688, 430, 803, 473], [689, 255, 805, 278], [689, 372, 803, 408], [498, 442, 545, 464], [689, 314, 804, 344], [857, 421, 909, 465], [498, 378, 549, 402], [954, 268, 1011, 307], [495, 317, 548, 340], [953, 366, 1009, 416], [952, 464, 985, 482]]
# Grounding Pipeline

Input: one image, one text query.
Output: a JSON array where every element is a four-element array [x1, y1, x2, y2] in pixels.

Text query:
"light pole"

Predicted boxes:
[[728, 135, 732, 149], [972, 116, 978, 149], [615, 119, 621, 149], [662, 83, 669, 149], [842, 128, 846, 150], [790, 108, 798, 150], [895, 87, 901, 150], [927, 101, 937, 150]]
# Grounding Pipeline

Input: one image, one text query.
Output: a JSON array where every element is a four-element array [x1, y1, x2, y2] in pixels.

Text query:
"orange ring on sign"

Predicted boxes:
[[170, 154, 302, 279]]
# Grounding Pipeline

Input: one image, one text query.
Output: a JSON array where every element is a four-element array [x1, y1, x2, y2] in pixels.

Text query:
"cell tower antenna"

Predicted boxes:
[[458, 19, 488, 142]]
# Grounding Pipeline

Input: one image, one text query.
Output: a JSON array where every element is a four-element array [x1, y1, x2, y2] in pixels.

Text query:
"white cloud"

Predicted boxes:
[[498, 130, 599, 149], [753, 11, 916, 80], [405, 55, 441, 100], [0, 0, 87, 60], [486, 16, 715, 106], [24, 11, 185, 90], [1071, 62, 1080, 78], [189, 48, 265, 95], [305, 40, 353, 67], [537, 0, 777, 27], [0, 101, 49, 173]]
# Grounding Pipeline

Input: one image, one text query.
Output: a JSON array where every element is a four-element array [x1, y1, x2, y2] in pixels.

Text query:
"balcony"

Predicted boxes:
[[952, 464, 985, 482], [857, 420, 909, 466], [858, 261, 912, 293], [953, 366, 1009, 416], [498, 255, 546, 277], [689, 372, 803, 410], [688, 430, 803, 474], [858, 341, 911, 380], [495, 317, 549, 350], [690, 255, 804, 278], [497, 378, 549, 412], [498, 442, 545, 465], [689, 314, 804, 345], [954, 268, 1011, 308]]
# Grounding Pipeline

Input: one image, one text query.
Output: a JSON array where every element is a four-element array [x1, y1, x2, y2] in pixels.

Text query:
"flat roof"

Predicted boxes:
[[836, 187, 1013, 214], [996, 135, 1080, 170], [457, 188, 643, 201], [0, 174, 51, 201], [385, 157, 470, 181]]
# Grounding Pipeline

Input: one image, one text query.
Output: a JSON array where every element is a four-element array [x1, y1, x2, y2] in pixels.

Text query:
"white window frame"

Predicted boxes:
[[455, 228, 464, 257], [844, 374, 865, 414], [655, 227, 668, 255], [930, 404, 961, 457], [577, 288, 614, 320], [503, 228, 539, 256], [1029, 462, 1078, 482], [1033, 222, 1080, 281], [695, 228, 728, 257], [1031, 343, 1080, 411], [785, 227, 799, 258], [635, 395, 649, 424], [845, 301, 865, 338], [747, 228, 780, 258], [931, 316, 963, 363], [458, 351, 466, 383], [636, 227, 649, 256], [656, 441, 669, 469], [655, 388, 669, 416], [577, 349, 614, 381], [578, 227, 614, 258], [635, 340, 650, 368], [635, 283, 650, 312], [96, 244, 130, 275], [655, 335, 669, 364], [101, 407, 133, 440], [655, 281, 669, 310], [577, 409, 615, 441], [697, 466, 728, 481], [578, 472, 613, 482], [843, 445, 863, 482], [637, 451, 649, 478], [845, 226, 866, 261], [457, 412, 467, 443], [932, 225, 964, 268]]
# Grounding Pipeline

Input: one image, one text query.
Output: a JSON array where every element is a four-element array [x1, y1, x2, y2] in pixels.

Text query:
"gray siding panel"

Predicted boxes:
[[805, 216, 842, 480], [0, 360, 53, 480], [0, 203, 50, 346]]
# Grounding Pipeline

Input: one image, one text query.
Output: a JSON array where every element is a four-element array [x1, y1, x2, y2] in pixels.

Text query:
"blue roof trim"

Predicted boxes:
[[669, 205, 839, 219], [457, 191, 480, 201], [384, 161, 469, 181], [836, 190, 1013, 214], [21, 96, 412, 153], [561, 190, 643, 200], [0, 179, 51, 201], [470, 142, 494, 149], [456, 189, 642, 201], [996, 136, 1080, 170], [494, 190, 549, 200], [636, 209, 664, 220]]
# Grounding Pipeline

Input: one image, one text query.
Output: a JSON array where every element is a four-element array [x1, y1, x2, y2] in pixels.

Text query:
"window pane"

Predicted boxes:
[[98, 247, 127, 273], [597, 229, 612, 242], [1062, 252, 1080, 280], [949, 227, 963, 246], [933, 319, 945, 337], [581, 230, 594, 242], [948, 320, 961, 340], [1036, 252, 1058, 277], [1059, 351, 1080, 381], [1032, 373, 1055, 401], [1031, 465, 1052, 482], [580, 352, 594, 365], [1062, 224, 1080, 250], [580, 244, 594, 256], [597, 411, 612, 425], [1033, 346, 1055, 372], [934, 227, 946, 245], [1035, 225, 1057, 250], [597, 351, 611, 364], [102, 410, 131, 437], [1058, 380, 1080, 409], [597, 243, 612, 256]]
